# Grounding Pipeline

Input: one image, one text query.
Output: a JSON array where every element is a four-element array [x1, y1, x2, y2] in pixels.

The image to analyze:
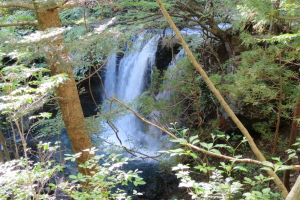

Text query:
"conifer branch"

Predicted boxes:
[[0, 21, 38, 27], [0, 2, 34, 10]]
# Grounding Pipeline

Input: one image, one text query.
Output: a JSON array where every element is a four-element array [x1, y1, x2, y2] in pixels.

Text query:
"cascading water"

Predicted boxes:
[[101, 34, 187, 199], [102, 34, 163, 155]]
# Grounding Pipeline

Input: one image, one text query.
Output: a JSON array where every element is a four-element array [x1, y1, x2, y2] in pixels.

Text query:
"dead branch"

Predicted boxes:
[[0, 21, 38, 27], [111, 96, 300, 171], [0, 2, 34, 10], [93, 134, 161, 161]]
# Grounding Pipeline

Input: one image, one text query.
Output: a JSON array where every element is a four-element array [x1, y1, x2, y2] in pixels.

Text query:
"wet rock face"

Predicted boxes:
[[78, 70, 102, 117], [155, 37, 181, 71], [135, 173, 182, 200]]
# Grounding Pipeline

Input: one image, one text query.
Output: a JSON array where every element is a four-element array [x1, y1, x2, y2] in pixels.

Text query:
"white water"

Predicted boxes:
[[102, 34, 162, 155]]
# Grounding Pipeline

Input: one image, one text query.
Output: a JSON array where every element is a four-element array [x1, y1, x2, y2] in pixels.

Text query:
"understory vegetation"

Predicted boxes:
[[0, 0, 300, 199]]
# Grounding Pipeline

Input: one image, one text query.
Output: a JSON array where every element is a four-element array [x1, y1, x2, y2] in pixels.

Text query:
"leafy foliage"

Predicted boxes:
[[60, 148, 145, 200], [0, 65, 68, 119], [0, 142, 63, 199], [164, 128, 286, 200]]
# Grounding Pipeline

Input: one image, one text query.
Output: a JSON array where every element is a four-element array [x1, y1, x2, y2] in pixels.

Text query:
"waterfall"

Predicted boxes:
[[102, 34, 161, 155], [99, 35, 186, 199]]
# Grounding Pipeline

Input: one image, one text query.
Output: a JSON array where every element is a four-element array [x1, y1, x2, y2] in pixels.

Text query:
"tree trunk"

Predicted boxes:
[[285, 174, 300, 200], [0, 130, 11, 162], [33, 5, 94, 175]]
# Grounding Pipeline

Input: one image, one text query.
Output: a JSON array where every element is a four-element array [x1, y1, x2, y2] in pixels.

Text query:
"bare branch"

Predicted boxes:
[[0, 2, 34, 10], [56, 1, 79, 10], [0, 21, 38, 27], [93, 134, 161, 161], [277, 16, 300, 20], [111, 96, 300, 171], [111, 96, 177, 139], [109, 14, 162, 26]]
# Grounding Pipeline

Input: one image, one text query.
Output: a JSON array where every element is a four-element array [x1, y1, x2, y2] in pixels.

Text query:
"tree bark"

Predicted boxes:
[[155, 0, 288, 198], [0, 21, 38, 27], [0, 130, 11, 162], [285, 174, 300, 200], [33, 4, 94, 175]]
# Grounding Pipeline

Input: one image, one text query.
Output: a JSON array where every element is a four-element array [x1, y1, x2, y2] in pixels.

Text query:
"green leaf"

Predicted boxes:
[[262, 188, 270, 194], [274, 162, 283, 168], [244, 177, 252, 183], [169, 148, 184, 153], [288, 153, 296, 160], [170, 138, 187, 144], [233, 166, 248, 172], [43, 144, 49, 151], [200, 142, 208, 149], [69, 175, 77, 180], [278, 166, 293, 171], [77, 173, 83, 179], [260, 167, 272, 172], [200, 142, 214, 150], [189, 153, 198, 158], [207, 143, 213, 150], [182, 128, 189, 136], [261, 161, 273, 168], [189, 135, 198, 143], [271, 157, 280, 162], [210, 149, 221, 154], [192, 139, 200, 145]]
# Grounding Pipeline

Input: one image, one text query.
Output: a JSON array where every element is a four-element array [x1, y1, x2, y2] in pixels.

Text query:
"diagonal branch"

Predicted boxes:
[[0, 21, 38, 27], [111, 96, 300, 170], [155, 0, 288, 197], [0, 2, 34, 10]]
